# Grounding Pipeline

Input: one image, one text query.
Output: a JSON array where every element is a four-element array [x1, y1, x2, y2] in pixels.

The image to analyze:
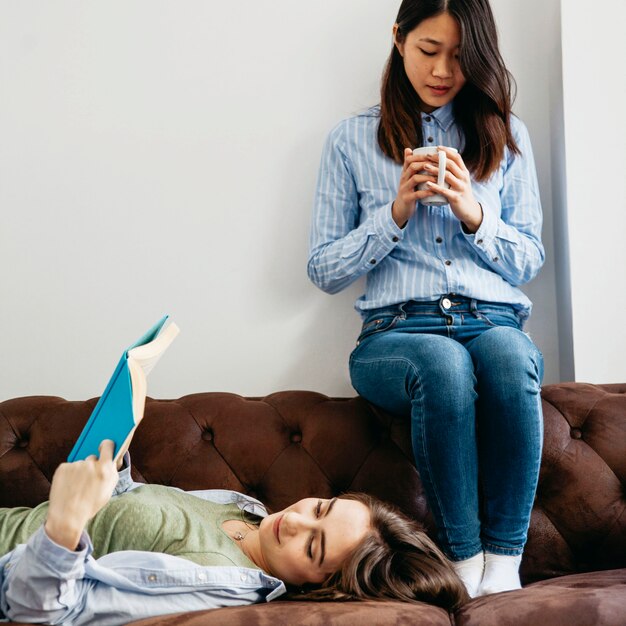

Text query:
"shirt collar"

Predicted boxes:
[[425, 101, 455, 131]]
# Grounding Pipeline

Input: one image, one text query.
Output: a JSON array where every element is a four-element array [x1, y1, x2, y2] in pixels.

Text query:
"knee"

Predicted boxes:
[[404, 338, 478, 423], [471, 327, 543, 382], [412, 336, 473, 378], [402, 336, 475, 401]]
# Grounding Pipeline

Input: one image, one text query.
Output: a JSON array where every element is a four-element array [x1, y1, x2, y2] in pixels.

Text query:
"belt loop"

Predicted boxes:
[[469, 298, 481, 319]]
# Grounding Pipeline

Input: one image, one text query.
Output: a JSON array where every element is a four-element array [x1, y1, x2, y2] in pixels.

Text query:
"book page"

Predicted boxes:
[[128, 322, 180, 378], [127, 357, 148, 424]]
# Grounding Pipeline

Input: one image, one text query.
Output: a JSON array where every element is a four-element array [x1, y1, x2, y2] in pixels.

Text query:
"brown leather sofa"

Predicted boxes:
[[1, 382, 625, 625]]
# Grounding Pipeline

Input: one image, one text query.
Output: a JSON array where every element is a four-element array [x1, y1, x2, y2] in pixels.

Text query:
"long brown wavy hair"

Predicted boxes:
[[378, 0, 519, 181], [286, 493, 469, 611]]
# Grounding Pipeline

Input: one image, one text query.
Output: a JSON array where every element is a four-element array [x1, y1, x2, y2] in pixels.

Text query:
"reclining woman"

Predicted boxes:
[[0, 439, 468, 625]]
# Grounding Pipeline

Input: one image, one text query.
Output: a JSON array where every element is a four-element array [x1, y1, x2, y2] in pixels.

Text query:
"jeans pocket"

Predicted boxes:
[[356, 315, 398, 345], [474, 309, 521, 329]]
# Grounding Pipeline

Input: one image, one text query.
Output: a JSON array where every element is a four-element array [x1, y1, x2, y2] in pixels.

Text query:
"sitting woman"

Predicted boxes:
[[0, 440, 468, 625]]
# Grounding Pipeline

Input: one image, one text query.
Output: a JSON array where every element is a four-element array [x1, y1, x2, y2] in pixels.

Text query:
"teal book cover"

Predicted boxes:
[[67, 316, 169, 462]]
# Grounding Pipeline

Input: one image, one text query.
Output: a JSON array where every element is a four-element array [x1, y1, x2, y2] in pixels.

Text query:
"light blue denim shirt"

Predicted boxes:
[[308, 103, 544, 320], [0, 456, 286, 625]]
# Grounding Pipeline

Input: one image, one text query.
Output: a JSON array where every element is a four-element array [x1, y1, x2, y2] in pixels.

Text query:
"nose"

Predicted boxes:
[[432, 56, 453, 78], [282, 511, 314, 537]]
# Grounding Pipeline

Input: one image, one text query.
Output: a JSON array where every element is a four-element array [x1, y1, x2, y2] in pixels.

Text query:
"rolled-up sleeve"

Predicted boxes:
[[1, 526, 94, 624], [112, 452, 135, 496]]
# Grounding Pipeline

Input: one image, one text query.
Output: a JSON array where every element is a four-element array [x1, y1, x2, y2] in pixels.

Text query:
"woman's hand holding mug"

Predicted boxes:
[[420, 146, 483, 233], [392, 146, 483, 233], [392, 148, 441, 227]]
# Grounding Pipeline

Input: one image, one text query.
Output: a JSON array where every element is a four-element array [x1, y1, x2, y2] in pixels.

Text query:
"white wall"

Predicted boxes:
[[490, 0, 561, 382], [0, 0, 562, 401], [561, 0, 626, 383]]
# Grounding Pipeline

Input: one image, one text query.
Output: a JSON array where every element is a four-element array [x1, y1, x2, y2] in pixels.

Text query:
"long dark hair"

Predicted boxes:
[[378, 0, 519, 181], [287, 493, 469, 611]]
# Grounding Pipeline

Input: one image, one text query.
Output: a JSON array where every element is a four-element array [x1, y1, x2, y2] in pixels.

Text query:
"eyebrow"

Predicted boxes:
[[318, 497, 337, 567], [418, 38, 460, 48]]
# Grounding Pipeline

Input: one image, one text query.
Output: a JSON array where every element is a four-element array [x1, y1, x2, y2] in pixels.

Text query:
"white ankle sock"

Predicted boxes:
[[477, 553, 522, 596], [452, 551, 485, 598]]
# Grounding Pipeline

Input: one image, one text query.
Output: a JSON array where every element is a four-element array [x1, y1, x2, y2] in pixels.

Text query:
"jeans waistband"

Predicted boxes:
[[365, 295, 517, 320]]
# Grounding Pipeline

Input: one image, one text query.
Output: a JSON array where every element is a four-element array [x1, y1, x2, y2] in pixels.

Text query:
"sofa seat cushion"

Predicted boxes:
[[127, 599, 452, 626], [456, 568, 626, 626]]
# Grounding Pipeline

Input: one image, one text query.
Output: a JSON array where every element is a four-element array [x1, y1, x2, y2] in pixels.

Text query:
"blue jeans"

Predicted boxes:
[[349, 295, 544, 561]]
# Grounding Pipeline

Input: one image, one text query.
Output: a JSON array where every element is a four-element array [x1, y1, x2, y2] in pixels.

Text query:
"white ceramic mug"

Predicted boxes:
[[412, 146, 457, 206]]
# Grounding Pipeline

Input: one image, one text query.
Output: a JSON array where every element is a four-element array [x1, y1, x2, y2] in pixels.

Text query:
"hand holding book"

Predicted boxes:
[[46, 440, 119, 550]]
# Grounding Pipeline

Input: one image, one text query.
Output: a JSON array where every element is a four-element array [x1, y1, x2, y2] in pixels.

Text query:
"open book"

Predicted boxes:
[[67, 315, 180, 463]]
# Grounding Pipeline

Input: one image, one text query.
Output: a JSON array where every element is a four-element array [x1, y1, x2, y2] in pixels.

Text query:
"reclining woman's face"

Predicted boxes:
[[257, 497, 371, 586]]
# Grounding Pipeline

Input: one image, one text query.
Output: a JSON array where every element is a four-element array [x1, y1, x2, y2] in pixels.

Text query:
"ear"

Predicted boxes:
[[392, 23, 404, 57]]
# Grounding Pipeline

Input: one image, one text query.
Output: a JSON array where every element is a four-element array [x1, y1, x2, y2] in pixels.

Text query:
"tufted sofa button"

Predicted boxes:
[[570, 427, 583, 439], [290, 432, 302, 443], [202, 429, 213, 442], [17, 438, 29, 448]]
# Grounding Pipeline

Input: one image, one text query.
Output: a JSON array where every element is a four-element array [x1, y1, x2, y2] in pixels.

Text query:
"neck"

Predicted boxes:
[[239, 529, 271, 575]]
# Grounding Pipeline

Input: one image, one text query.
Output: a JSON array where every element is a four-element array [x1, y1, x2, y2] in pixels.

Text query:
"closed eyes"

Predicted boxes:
[[419, 48, 460, 60], [307, 499, 323, 560]]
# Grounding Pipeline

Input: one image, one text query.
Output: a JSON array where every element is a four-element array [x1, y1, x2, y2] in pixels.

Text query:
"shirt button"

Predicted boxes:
[[442, 298, 452, 309], [425, 116, 432, 122], [369, 259, 377, 264], [492, 256, 499, 262], [240, 574, 247, 582], [445, 260, 452, 266], [148, 574, 157, 582], [436, 237, 443, 244], [427, 136, 434, 142], [198, 572, 207, 581], [477, 239, 483, 245], [392, 236, 399, 242]]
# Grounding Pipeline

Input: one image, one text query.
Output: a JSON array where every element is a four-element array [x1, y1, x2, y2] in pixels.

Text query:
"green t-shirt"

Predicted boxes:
[[0, 485, 259, 569]]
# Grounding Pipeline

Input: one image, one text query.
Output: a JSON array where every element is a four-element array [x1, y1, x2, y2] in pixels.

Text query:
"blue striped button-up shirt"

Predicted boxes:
[[308, 102, 544, 320]]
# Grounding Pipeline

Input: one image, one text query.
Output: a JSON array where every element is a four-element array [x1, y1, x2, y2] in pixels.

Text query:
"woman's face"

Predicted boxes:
[[394, 11, 466, 113], [258, 497, 370, 585]]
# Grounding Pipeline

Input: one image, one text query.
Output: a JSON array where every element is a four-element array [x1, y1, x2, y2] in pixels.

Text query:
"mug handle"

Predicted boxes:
[[437, 150, 447, 188]]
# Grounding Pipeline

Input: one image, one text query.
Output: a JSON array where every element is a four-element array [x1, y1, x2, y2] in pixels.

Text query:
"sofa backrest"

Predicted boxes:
[[0, 383, 624, 584]]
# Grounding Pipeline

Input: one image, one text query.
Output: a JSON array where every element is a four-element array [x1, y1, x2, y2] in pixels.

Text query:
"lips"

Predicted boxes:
[[274, 514, 283, 543], [428, 85, 451, 96]]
